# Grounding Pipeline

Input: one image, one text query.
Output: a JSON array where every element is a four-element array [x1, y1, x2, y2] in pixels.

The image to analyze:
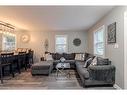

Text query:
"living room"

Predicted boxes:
[[0, 5, 127, 92]]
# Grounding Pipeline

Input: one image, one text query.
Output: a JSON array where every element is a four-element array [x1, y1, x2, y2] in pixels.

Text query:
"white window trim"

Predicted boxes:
[[55, 35, 68, 53], [93, 25, 105, 57]]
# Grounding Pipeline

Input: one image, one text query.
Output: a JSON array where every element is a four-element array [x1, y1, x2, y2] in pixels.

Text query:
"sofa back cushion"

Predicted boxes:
[[51, 53, 63, 60], [63, 53, 75, 60], [84, 53, 95, 61], [97, 57, 109, 65]]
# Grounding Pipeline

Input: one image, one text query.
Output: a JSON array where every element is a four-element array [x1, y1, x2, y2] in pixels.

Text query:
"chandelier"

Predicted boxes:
[[0, 21, 15, 36]]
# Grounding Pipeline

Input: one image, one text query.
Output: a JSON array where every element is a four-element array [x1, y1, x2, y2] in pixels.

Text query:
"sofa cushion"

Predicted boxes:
[[32, 61, 53, 70], [84, 53, 95, 61], [75, 53, 85, 61], [75, 61, 84, 67], [63, 53, 75, 60], [83, 58, 93, 68], [90, 57, 97, 66], [52, 53, 63, 60], [97, 57, 109, 65], [84, 53, 89, 61], [45, 53, 53, 61], [76, 62, 89, 79], [79, 68, 89, 79], [53, 60, 60, 65], [64, 60, 75, 64]]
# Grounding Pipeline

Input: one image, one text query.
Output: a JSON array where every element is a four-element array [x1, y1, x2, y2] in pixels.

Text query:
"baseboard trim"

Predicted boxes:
[[114, 84, 122, 89]]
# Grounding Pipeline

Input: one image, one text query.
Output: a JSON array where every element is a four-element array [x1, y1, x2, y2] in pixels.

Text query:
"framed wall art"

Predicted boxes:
[[107, 22, 116, 44]]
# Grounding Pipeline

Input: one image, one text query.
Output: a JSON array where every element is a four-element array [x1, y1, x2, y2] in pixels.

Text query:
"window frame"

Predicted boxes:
[[93, 25, 105, 57], [55, 35, 68, 53]]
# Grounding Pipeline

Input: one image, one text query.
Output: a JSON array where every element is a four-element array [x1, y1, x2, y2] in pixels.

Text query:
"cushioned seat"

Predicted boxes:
[[64, 60, 75, 64], [31, 61, 53, 75], [64, 60, 76, 68], [75, 62, 89, 79]]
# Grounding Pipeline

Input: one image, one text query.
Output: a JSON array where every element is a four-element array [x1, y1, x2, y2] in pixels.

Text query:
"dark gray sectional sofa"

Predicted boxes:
[[51, 53, 76, 69], [31, 52, 116, 87]]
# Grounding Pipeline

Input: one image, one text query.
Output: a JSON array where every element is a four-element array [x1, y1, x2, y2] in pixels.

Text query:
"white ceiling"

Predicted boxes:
[[0, 6, 114, 31]]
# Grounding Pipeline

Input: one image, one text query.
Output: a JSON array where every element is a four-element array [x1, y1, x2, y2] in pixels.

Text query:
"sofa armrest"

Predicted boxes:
[[88, 65, 115, 70], [87, 65, 115, 83]]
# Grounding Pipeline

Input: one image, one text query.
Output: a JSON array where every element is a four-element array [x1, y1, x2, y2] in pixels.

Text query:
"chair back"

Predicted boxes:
[[18, 52, 26, 63], [0, 52, 14, 64], [28, 50, 34, 59]]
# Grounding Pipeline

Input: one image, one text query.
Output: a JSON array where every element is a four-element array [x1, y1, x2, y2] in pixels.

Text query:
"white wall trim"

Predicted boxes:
[[124, 11, 127, 89], [114, 84, 122, 90]]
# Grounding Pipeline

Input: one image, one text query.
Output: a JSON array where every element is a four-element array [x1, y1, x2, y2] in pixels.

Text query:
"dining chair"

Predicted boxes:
[[18, 52, 27, 70]]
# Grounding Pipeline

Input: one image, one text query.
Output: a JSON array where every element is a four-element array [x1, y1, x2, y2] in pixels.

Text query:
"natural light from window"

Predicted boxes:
[[55, 35, 68, 53], [2, 34, 16, 51], [94, 26, 105, 56]]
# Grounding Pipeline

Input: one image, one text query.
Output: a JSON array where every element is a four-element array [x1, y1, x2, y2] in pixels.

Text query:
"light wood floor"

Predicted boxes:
[[0, 69, 115, 90]]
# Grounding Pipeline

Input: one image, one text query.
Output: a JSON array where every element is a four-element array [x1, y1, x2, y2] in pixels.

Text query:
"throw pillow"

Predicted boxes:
[[60, 57, 66, 62], [75, 53, 85, 61], [51, 53, 62, 60], [83, 58, 92, 68], [97, 57, 109, 65], [45, 54, 53, 61], [90, 57, 97, 66]]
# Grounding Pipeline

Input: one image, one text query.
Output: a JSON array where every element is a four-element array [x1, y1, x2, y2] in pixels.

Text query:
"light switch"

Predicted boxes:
[[114, 43, 119, 48]]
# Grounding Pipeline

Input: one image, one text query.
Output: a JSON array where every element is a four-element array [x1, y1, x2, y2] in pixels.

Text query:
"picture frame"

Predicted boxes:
[[107, 22, 116, 44]]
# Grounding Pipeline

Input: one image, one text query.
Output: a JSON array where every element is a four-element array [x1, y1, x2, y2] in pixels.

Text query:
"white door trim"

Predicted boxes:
[[124, 11, 127, 89]]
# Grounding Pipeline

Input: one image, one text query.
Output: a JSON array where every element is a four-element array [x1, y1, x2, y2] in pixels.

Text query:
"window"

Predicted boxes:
[[94, 26, 105, 56], [2, 34, 16, 51], [55, 35, 68, 53]]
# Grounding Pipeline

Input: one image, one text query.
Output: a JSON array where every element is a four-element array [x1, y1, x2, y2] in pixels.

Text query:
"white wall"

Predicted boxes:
[[16, 30, 88, 62], [88, 7, 127, 89]]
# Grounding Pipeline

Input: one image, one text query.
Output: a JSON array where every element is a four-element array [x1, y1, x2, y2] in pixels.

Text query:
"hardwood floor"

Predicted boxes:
[[0, 69, 115, 89]]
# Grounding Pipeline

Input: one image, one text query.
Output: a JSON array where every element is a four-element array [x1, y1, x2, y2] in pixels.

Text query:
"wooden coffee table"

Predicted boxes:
[[56, 63, 70, 78]]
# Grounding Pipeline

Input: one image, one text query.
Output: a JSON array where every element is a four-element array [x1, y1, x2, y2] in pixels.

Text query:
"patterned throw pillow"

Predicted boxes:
[[97, 57, 109, 65], [90, 57, 97, 66], [75, 53, 85, 61], [60, 57, 66, 62], [83, 58, 92, 68], [45, 54, 53, 61]]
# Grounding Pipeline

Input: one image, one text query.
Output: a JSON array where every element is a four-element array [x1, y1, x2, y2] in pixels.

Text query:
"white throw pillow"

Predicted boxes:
[[90, 57, 97, 66], [75, 54, 84, 61], [81, 54, 85, 60], [45, 54, 53, 61], [60, 57, 66, 62], [83, 58, 92, 68]]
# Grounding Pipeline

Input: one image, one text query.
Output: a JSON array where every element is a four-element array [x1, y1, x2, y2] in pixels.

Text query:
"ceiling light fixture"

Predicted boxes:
[[0, 21, 15, 36]]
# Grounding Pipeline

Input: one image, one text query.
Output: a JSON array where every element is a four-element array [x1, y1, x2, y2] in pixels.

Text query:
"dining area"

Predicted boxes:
[[0, 48, 34, 84]]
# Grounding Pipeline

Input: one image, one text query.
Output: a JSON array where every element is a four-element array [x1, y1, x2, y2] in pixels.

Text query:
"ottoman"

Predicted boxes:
[[31, 61, 53, 75]]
